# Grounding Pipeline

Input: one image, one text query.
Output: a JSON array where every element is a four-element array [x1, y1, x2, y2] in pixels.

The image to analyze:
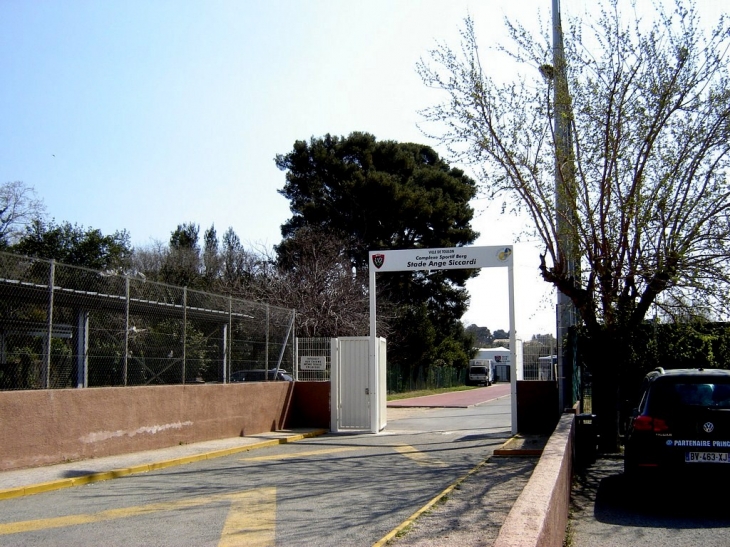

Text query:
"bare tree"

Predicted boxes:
[[0, 181, 46, 245], [267, 226, 370, 337], [130, 239, 168, 280], [418, 1, 730, 446], [419, 2, 730, 332]]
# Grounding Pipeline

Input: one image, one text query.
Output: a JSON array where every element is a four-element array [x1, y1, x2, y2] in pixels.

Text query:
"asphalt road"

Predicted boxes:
[[0, 389, 514, 547], [570, 455, 730, 547]]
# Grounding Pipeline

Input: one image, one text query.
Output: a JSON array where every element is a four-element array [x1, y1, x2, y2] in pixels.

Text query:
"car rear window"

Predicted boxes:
[[648, 381, 730, 414]]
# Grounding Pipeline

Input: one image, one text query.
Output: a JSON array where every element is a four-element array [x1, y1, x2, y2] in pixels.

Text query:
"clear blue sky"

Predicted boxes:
[[1, 0, 724, 338]]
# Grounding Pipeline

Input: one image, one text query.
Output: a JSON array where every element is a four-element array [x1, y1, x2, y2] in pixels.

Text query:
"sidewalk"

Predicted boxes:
[[0, 428, 326, 500]]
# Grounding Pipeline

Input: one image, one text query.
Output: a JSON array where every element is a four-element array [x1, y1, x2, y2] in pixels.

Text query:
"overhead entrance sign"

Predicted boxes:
[[368, 245, 517, 435], [370, 246, 513, 272]]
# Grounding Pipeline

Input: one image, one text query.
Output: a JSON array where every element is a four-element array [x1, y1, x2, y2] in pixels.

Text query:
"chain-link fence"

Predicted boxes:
[[295, 337, 331, 381], [522, 339, 558, 381], [386, 364, 466, 393], [296, 337, 469, 393], [0, 252, 296, 390]]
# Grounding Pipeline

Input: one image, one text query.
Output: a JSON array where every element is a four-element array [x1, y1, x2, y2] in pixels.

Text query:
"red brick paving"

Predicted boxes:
[[387, 383, 511, 408]]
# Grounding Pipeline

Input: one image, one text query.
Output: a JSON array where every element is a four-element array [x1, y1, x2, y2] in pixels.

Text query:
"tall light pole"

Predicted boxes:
[[552, 0, 578, 412]]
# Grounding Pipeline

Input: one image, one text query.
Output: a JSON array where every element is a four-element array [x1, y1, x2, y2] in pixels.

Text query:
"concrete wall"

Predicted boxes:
[[0, 382, 330, 472], [516, 380, 559, 434], [494, 411, 575, 547]]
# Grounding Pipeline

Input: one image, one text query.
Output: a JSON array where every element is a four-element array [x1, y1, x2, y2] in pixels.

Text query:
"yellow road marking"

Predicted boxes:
[[0, 488, 276, 544], [393, 444, 448, 468], [240, 446, 359, 462], [219, 487, 276, 547]]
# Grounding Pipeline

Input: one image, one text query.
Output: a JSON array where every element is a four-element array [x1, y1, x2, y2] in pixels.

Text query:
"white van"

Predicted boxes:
[[467, 359, 494, 386]]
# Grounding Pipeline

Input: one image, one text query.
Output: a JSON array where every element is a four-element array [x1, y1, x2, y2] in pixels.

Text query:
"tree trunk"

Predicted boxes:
[[584, 328, 623, 453]]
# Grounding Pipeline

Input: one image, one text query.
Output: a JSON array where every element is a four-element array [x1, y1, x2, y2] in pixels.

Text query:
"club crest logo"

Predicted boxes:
[[372, 254, 385, 269], [497, 247, 512, 261]]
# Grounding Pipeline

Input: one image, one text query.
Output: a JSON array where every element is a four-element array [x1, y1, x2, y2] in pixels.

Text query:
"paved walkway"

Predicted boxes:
[[0, 429, 326, 499]]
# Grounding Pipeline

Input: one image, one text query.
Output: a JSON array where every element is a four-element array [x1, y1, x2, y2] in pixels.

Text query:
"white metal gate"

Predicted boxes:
[[330, 336, 386, 432]]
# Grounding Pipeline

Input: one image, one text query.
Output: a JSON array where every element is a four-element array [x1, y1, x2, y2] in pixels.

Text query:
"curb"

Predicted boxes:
[[493, 434, 545, 457], [0, 429, 327, 501], [493, 448, 544, 457]]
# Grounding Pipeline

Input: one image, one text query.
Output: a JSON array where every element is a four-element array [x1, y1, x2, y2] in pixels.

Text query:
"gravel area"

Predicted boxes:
[[386, 456, 538, 547]]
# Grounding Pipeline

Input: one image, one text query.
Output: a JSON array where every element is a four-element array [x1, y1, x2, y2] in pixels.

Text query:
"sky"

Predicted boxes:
[[1, 0, 725, 340]]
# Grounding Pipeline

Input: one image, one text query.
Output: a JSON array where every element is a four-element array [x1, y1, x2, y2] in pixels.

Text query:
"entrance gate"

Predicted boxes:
[[368, 245, 517, 434]]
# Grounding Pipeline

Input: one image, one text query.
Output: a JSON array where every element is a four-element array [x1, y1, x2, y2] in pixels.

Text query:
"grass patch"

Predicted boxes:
[[563, 512, 575, 547], [394, 523, 414, 539], [387, 385, 477, 401]]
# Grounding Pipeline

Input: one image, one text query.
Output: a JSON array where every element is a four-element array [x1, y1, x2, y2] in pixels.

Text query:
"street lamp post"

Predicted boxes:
[[552, 0, 578, 412]]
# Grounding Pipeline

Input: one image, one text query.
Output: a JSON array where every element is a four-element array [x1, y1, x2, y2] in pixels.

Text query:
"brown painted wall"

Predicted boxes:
[[287, 382, 330, 429], [0, 382, 331, 472]]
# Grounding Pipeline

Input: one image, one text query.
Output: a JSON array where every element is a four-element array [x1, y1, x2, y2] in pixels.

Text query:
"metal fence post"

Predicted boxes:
[[292, 313, 297, 381], [274, 311, 295, 373], [224, 295, 232, 384], [182, 286, 187, 384], [265, 304, 270, 377], [76, 309, 89, 388], [43, 259, 55, 389], [124, 277, 130, 386]]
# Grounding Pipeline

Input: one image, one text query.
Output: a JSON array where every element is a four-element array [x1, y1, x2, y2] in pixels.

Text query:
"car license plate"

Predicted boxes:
[[685, 451, 730, 463]]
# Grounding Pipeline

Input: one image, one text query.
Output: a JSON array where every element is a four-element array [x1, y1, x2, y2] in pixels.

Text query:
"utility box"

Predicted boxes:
[[516, 380, 559, 434], [575, 413, 597, 467]]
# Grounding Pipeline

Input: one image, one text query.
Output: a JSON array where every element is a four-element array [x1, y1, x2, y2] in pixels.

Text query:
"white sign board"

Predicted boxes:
[[369, 246, 513, 272], [300, 356, 327, 371]]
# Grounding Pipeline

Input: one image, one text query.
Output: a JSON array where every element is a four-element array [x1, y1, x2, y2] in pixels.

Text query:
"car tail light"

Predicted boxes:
[[633, 415, 670, 432]]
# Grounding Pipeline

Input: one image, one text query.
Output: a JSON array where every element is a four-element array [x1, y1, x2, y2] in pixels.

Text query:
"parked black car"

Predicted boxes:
[[625, 367, 730, 476], [229, 369, 293, 382]]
